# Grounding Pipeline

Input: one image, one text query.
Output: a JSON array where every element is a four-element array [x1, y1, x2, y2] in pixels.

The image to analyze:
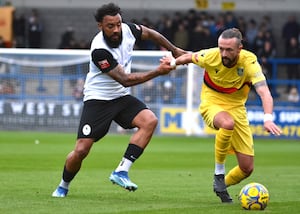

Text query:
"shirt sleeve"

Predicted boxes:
[[249, 60, 266, 85], [192, 49, 207, 68], [126, 22, 142, 43], [91, 48, 118, 73]]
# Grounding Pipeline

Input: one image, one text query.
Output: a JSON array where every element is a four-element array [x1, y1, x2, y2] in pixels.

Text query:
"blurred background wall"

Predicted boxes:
[[3, 0, 298, 53]]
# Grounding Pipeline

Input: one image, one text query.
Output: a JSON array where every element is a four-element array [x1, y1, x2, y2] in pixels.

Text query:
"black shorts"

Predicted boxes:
[[77, 95, 148, 142]]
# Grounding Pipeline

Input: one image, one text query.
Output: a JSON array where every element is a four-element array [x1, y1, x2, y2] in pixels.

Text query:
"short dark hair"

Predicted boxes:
[[94, 3, 121, 22], [220, 28, 243, 45]]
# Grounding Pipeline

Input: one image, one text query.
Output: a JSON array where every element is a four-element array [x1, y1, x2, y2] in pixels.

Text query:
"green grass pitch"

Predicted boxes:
[[0, 131, 299, 213]]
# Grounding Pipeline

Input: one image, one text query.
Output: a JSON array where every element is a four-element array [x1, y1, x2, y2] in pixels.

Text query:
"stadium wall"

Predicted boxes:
[[6, 0, 300, 52], [9, 6, 297, 57]]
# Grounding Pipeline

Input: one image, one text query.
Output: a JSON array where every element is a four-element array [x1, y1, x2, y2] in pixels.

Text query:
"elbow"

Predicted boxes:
[[122, 82, 131, 87], [118, 78, 132, 87]]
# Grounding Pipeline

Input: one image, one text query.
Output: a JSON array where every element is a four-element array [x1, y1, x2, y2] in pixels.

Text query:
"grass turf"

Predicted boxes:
[[0, 131, 299, 213]]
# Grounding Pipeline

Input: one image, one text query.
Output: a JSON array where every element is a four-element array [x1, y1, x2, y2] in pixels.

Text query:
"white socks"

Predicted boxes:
[[215, 163, 225, 175], [115, 158, 133, 172], [59, 179, 70, 189]]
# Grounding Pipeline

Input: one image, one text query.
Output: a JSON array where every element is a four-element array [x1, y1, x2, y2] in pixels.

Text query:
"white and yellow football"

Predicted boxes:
[[238, 182, 269, 210]]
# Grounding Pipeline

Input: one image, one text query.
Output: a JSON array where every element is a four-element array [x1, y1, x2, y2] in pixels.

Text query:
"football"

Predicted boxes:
[[238, 182, 269, 210]]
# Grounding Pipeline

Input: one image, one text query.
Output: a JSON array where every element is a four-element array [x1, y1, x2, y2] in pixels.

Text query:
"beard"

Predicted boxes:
[[222, 56, 237, 68], [103, 31, 122, 48]]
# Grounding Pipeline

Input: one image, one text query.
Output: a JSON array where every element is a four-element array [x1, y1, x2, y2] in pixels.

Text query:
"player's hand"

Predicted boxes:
[[264, 121, 282, 136], [157, 57, 175, 75], [160, 55, 174, 67]]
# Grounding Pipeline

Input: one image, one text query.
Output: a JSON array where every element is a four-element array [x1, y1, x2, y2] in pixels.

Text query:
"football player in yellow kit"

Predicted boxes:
[[164, 28, 282, 203]]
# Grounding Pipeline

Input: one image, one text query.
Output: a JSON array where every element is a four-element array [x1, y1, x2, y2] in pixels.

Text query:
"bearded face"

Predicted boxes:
[[100, 14, 123, 48], [218, 37, 242, 68], [103, 29, 122, 48], [221, 55, 238, 68]]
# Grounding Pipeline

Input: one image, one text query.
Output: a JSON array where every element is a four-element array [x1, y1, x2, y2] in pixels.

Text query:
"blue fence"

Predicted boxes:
[[0, 63, 87, 102], [247, 58, 300, 107]]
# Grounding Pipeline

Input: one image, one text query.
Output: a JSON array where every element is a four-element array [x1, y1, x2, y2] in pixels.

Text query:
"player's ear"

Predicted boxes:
[[238, 43, 243, 52], [239, 39, 244, 50], [97, 22, 102, 30]]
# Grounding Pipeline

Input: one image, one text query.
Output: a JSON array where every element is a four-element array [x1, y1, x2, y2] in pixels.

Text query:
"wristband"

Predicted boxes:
[[263, 113, 274, 123], [170, 58, 176, 68]]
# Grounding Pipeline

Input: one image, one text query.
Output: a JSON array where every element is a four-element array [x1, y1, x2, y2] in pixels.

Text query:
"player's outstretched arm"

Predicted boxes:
[[161, 52, 193, 69], [140, 25, 187, 58], [107, 62, 174, 87]]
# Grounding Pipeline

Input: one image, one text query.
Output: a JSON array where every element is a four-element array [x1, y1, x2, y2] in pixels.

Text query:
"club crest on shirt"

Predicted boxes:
[[237, 67, 244, 76], [98, 59, 110, 70]]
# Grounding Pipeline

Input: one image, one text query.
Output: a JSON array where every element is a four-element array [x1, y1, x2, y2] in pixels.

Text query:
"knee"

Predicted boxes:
[[134, 110, 158, 131], [214, 112, 235, 130], [145, 114, 158, 130], [222, 119, 235, 130], [73, 139, 92, 160]]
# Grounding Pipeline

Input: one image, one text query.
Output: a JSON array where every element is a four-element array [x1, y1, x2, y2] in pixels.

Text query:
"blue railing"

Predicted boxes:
[[246, 58, 300, 107], [0, 63, 86, 102]]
